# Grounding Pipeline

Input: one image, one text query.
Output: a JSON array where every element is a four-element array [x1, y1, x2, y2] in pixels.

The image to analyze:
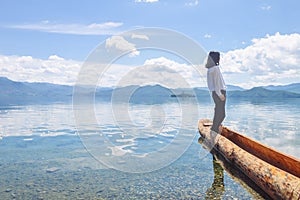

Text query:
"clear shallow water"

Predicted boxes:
[[0, 99, 299, 199]]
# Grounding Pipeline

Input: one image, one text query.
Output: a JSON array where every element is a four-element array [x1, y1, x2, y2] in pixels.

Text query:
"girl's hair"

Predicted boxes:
[[205, 51, 220, 68]]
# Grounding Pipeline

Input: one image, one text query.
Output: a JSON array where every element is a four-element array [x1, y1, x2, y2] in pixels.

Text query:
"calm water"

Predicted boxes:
[[0, 99, 299, 199]]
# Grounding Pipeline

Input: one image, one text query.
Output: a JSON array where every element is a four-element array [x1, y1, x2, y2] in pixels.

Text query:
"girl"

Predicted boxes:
[[206, 51, 226, 133]]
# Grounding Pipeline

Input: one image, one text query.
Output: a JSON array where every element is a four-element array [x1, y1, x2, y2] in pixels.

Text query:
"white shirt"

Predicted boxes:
[[207, 65, 226, 96]]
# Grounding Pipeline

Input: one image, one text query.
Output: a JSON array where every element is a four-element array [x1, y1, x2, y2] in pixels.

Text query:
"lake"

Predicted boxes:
[[0, 98, 299, 199]]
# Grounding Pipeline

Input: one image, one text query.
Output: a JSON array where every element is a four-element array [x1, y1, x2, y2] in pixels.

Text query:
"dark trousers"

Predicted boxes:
[[211, 90, 226, 133]]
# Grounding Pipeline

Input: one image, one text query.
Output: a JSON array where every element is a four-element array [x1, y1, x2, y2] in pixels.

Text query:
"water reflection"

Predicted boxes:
[[198, 137, 225, 199], [205, 156, 225, 200], [198, 137, 270, 200], [1, 100, 288, 199], [1, 100, 299, 159]]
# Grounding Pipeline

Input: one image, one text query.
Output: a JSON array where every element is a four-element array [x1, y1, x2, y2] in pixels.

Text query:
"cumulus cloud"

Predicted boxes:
[[82, 57, 201, 88], [7, 21, 123, 35], [0, 54, 81, 85], [114, 57, 204, 88], [105, 36, 140, 57], [222, 32, 300, 88], [1, 33, 299, 89], [106, 32, 298, 89]]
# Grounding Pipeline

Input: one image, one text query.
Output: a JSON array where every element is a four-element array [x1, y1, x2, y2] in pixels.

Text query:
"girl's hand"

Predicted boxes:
[[219, 94, 226, 101]]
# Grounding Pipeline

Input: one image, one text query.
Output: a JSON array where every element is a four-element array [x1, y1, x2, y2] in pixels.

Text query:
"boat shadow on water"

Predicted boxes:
[[198, 137, 271, 200]]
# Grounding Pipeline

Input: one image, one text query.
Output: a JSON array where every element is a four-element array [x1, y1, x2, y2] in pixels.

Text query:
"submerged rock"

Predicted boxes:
[[5, 188, 12, 192], [46, 167, 60, 173]]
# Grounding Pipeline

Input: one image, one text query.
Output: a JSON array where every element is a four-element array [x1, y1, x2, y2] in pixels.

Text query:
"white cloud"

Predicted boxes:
[[0, 54, 81, 85], [135, 0, 159, 3], [222, 32, 300, 88], [0, 54, 201, 88], [114, 57, 204, 88], [7, 21, 123, 35], [131, 33, 149, 40], [261, 5, 271, 11], [105, 35, 140, 57], [185, 0, 199, 7], [1, 33, 299, 89], [204, 34, 211, 39], [48, 55, 64, 61], [88, 56, 204, 88]]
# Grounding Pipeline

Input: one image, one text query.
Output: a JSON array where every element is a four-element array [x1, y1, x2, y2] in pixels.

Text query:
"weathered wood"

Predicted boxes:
[[221, 127, 300, 179], [199, 137, 270, 199], [198, 119, 300, 200]]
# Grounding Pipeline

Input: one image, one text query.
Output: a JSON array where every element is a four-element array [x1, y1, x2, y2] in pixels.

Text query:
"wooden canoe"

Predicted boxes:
[[198, 119, 300, 200]]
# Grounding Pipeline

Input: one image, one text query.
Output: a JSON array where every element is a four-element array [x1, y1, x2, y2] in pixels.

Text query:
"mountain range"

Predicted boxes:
[[1, 77, 300, 105], [263, 83, 300, 94]]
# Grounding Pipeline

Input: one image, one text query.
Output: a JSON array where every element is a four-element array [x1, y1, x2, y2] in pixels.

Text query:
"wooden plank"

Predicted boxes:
[[198, 119, 300, 200]]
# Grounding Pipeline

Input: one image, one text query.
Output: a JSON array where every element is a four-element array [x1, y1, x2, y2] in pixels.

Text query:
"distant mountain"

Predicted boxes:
[[229, 87, 300, 99], [0, 77, 72, 105], [263, 83, 300, 94], [108, 85, 176, 104], [195, 85, 244, 91], [1, 77, 300, 105], [227, 85, 245, 91]]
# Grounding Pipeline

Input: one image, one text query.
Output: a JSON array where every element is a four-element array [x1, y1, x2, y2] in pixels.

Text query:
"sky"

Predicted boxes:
[[0, 0, 299, 88]]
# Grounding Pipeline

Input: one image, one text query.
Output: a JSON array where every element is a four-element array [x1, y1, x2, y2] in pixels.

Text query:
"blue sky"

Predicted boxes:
[[0, 0, 299, 88]]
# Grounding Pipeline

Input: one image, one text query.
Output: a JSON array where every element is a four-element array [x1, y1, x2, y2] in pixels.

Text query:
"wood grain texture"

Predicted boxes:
[[198, 119, 300, 200]]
